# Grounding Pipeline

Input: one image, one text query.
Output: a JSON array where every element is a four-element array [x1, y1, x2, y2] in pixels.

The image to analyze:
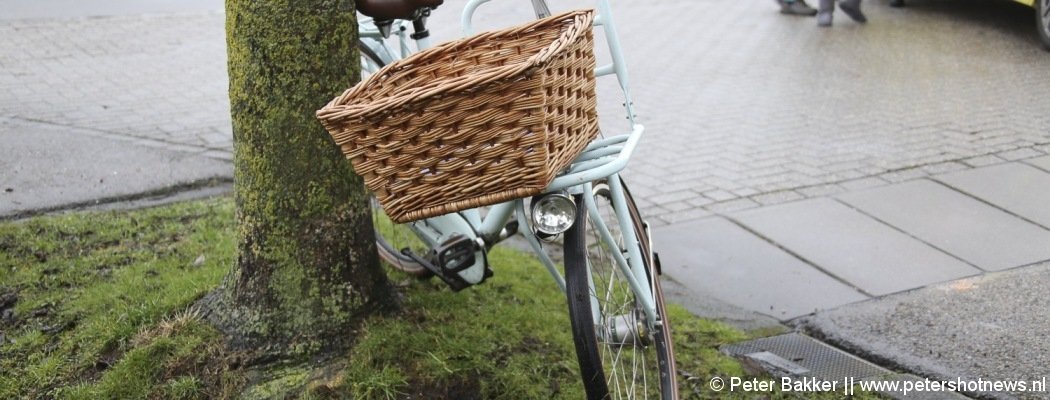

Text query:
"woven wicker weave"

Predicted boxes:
[[317, 9, 598, 223]]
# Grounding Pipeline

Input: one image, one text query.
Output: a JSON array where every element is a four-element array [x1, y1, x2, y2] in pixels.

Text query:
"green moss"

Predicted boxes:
[[241, 366, 312, 399], [219, 0, 388, 350]]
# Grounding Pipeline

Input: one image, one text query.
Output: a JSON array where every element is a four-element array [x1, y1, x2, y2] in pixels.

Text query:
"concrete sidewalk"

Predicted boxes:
[[661, 157, 1050, 320], [3, 0, 1050, 399], [657, 157, 1050, 398]]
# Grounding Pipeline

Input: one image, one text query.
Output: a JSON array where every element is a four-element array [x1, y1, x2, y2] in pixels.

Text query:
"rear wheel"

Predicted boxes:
[[359, 40, 431, 276], [563, 179, 677, 400], [370, 196, 431, 276], [359, 39, 387, 76], [1038, 0, 1050, 51]]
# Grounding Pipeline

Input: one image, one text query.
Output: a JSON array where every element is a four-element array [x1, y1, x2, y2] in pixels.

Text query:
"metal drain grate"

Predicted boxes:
[[721, 333, 886, 381], [721, 333, 972, 399]]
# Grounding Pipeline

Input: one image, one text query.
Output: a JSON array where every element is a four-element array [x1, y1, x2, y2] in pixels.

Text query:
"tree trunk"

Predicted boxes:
[[202, 0, 392, 356]]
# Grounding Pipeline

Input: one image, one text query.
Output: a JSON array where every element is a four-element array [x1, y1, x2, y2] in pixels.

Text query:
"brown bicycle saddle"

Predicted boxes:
[[357, 0, 444, 20]]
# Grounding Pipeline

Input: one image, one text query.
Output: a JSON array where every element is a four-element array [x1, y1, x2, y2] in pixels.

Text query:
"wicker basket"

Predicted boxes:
[[317, 9, 598, 223]]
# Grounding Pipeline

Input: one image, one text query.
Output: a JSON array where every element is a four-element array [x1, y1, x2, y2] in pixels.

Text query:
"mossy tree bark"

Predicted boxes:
[[202, 0, 392, 356]]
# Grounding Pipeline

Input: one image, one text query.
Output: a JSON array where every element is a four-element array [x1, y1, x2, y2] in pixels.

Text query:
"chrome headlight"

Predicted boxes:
[[530, 192, 577, 235]]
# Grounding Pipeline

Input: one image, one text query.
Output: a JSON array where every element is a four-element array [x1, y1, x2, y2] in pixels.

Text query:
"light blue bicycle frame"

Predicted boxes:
[[358, 16, 432, 68], [358, 0, 658, 329]]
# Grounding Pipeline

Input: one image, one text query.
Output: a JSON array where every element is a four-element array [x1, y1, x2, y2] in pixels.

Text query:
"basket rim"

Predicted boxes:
[[316, 8, 595, 122]]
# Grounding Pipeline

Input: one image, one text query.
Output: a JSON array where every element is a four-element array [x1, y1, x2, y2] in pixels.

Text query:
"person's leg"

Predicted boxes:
[[817, 0, 835, 26], [779, 0, 819, 16], [838, 0, 867, 23]]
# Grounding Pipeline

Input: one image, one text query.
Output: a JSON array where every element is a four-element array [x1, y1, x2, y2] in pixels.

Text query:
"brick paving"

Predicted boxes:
[[3, 0, 1049, 223], [610, 0, 1050, 225], [0, 12, 230, 157]]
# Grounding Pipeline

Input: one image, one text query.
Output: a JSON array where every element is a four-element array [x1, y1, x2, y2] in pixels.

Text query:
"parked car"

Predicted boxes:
[[895, 0, 1049, 51], [1038, 0, 1050, 49]]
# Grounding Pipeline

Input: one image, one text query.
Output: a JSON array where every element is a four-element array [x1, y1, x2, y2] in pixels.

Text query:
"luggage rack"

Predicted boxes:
[[547, 124, 644, 192]]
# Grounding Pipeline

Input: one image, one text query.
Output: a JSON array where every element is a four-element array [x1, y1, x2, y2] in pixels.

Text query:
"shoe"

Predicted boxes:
[[817, 11, 833, 26], [838, 0, 867, 23], [779, 0, 818, 16], [817, 0, 834, 26]]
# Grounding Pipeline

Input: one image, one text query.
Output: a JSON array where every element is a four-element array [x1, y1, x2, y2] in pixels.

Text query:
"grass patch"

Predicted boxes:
[[0, 197, 883, 399], [0, 199, 239, 399]]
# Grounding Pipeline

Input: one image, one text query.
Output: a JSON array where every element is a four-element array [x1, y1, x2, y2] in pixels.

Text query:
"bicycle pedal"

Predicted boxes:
[[433, 234, 477, 273], [402, 248, 470, 291], [401, 234, 490, 292]]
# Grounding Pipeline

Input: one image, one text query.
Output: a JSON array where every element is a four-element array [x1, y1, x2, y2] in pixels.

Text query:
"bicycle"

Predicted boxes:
[[339, 1, 678, 398]]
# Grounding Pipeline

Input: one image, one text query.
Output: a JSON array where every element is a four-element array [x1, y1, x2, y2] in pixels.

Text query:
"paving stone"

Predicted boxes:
[[996, 147, 1044, 161], [796, 184, 846, 198], [1025, 155, 1050, 172], [961, 154, 1007, 168], [701, 189, 736, 202], [685, 196, 714, 208], [920, 161, 968, 175], [733, 198, 980, 296], [655, 217, 868, 320], [704, 198, 760, 214], [731, 187, 760, 197], [655, 207, 712, 225], [838, 180, 1050, 271], [660, 201, 693, 213], [839, 177, 890, 191], [822, 169, 868, 182], [658, 180, 712, 194], [750, 190, 804, 206], [648, 190, 700, 205], [879, 168, 929, 183], [936, 163, 1050, 229]]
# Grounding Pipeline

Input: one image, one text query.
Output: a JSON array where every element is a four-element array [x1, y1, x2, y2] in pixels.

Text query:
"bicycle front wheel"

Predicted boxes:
[[563, 179, 677, 400]]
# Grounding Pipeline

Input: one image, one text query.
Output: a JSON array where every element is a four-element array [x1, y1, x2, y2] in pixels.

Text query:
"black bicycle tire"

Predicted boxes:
[[564, 194, 606, 398], [563, 182, 677, 399], [358, 39, 386, 73]]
